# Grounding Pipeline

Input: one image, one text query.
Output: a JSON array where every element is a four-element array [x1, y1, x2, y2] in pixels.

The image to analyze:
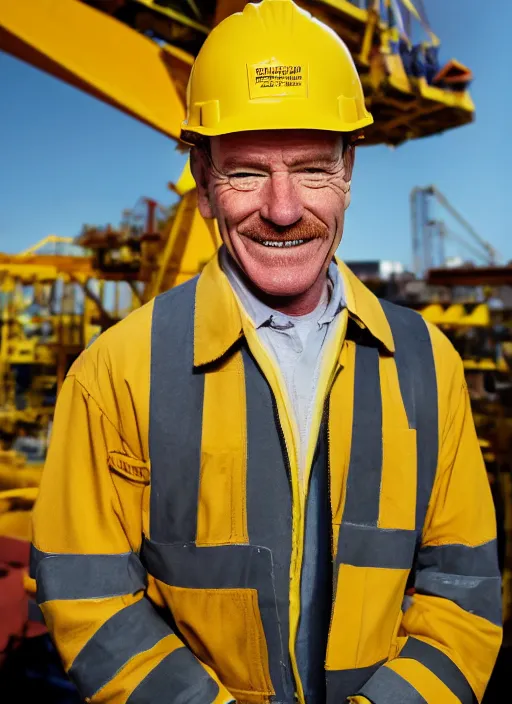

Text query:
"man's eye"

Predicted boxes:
[[229, 172, 264, 178], [303, 168, 325, 174]]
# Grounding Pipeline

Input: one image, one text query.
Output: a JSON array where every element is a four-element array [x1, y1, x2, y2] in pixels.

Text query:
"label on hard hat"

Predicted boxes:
[[247, 61, 308, 99]]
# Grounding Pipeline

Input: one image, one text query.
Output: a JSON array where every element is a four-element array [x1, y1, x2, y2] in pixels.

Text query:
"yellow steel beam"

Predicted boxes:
[[0, 264, 60, 280], [0, 255, 95, 277], [0, 0, 187, 141]]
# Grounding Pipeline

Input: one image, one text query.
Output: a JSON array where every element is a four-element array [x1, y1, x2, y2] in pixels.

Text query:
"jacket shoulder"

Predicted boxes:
[[69, 298, 153, 382], [378, 299, 461, 360], [378, 298, 431, 341], [378, 298, 465, 413]]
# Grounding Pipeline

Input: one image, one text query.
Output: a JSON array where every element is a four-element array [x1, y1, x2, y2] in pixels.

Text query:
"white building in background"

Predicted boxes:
[[379, 260, 405, 279], [345, 260, 406, 282], [444, 256, 465, 268]]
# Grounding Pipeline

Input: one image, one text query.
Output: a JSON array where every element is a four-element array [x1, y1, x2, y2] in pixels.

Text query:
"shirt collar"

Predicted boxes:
[[319, 261, 345, 325], [193, 248, 395, 367]]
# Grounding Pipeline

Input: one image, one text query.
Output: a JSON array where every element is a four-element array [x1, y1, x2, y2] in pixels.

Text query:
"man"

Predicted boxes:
[[31, 1, 502, 703]]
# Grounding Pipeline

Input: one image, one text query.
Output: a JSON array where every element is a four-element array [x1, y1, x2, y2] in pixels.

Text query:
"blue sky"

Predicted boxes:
[[0, 0, 509, 269]]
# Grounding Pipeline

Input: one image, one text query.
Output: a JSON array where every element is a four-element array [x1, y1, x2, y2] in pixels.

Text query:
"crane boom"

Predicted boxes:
[[426, 186, 499, 263], [0, 0, 188, 140], [442, 225, 491, 264], [411, 186, 500, 275]]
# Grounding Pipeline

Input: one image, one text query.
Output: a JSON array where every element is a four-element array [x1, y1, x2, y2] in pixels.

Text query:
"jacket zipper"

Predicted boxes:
[[271, 392, 293, 489], [272, 362, 342, 703], [325, 364, 342, 652], [270, 388, 305, 704]]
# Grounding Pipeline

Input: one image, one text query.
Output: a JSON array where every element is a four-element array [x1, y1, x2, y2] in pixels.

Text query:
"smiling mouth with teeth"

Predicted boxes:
[[260, 239, 306, 248]]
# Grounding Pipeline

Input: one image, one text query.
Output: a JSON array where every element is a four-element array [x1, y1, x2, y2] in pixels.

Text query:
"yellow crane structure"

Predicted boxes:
[[0, 0, 475, 148], [0, 174, 219, 494], [0, 0, 480, 315], [74, 168, 222, 303], [0, 0, 478, 317]]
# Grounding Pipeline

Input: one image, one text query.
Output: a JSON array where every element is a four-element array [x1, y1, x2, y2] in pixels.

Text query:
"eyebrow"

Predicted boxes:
[[220, 157, 269, 172]]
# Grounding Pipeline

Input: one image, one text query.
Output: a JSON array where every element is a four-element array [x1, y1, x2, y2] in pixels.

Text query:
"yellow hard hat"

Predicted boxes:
[[180, 0, 373, 141]]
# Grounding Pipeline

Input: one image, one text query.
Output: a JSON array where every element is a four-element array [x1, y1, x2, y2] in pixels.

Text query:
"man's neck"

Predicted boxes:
[[254, 277, 329, 316]]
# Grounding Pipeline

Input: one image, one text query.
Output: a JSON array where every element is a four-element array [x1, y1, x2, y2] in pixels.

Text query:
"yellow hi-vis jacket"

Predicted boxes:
[[31, 253, 502, 704]]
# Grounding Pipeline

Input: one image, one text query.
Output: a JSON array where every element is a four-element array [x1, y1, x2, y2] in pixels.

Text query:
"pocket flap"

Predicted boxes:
[[108, 452, 150, 484]]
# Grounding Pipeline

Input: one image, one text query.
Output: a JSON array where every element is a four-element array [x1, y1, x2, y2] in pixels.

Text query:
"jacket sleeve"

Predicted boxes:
[[349, 355, 503, 704], [31, 370, 234, 704]]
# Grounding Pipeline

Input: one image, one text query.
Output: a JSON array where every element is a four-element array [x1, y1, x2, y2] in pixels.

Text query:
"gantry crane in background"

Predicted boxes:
[[411, 185, 502, 277], [0, 170, 218, 441], [75, 169, 222, 302]]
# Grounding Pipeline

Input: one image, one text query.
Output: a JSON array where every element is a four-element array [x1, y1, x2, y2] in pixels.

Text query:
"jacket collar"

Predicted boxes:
[[194, 251, 244, 367], [337, 258, 395, 354], [193, 250, 394, 367]]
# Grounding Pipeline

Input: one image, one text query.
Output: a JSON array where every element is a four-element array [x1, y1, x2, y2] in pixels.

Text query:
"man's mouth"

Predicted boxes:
[[260, 239, 307, 248]]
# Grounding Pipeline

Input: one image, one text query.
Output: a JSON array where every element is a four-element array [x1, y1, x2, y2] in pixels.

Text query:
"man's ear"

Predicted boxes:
[[190, 148, 214, 219], [343, 143, 355, 182]]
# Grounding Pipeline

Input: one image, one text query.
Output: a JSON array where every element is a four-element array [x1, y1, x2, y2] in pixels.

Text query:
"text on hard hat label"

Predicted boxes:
[[247, 62, 308, 99]]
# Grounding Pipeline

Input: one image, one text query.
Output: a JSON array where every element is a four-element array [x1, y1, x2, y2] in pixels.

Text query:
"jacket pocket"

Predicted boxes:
[[141, 540, 276, 703], [326, 563, 410, 670], [159, 584, 273, 702]]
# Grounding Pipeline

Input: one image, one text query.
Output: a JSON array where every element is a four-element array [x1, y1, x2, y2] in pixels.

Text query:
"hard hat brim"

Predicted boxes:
[[180, 114, 374, 144]]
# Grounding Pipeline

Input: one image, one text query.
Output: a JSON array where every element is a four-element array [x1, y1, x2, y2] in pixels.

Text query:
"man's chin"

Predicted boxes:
[[251, 278, 318, 298], [235, 247, 324, 298]]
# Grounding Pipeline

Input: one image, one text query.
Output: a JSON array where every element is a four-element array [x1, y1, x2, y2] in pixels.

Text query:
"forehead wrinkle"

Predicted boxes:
[[282, 135, 343, 164]]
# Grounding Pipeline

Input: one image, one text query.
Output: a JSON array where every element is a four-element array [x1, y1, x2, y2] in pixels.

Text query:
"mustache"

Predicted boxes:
[[238, 219, 329, 243]]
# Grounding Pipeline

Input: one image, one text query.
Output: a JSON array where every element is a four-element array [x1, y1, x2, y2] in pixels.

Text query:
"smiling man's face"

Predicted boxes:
[[193, 129, 355, 304]]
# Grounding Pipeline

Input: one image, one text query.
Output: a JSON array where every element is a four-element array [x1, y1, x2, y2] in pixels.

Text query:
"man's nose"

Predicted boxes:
[[260, 172, 304, 227]]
